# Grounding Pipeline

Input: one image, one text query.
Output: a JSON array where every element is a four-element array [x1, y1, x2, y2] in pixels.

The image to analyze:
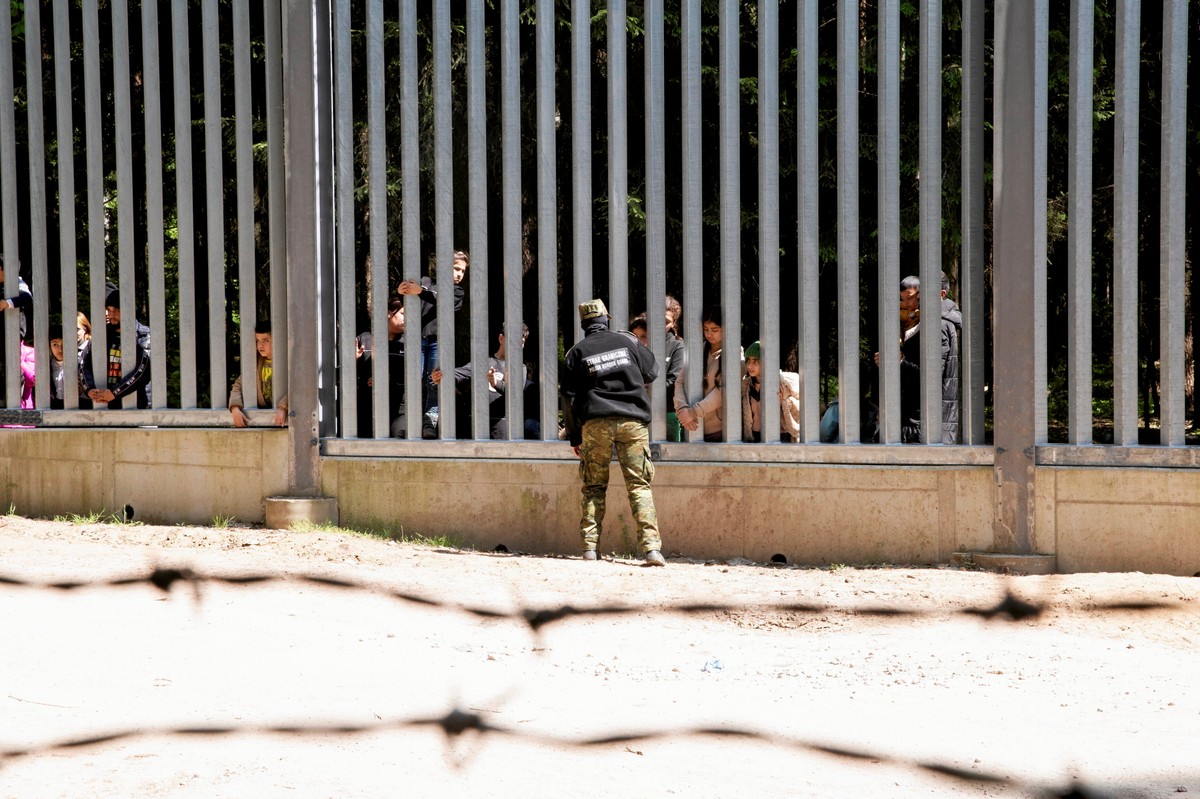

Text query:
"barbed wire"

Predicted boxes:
[[0, 704, 1164, 797], [1, 563, 1192, 796], [0, 566, 1187, 637]]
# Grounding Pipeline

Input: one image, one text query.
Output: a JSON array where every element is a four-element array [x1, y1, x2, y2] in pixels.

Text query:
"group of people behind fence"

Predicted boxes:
[[815, 272, 963, 445], [1, 258, 153, 412], [2, 249, 960, 444], [640, 274, 962, 446]]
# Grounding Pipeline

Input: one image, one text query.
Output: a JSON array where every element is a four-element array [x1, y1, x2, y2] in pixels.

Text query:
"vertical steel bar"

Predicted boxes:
[[235, 0, 257, 412], [282, 0, 326, 491], [400, 0, 422, 440], [172, 0, 197, 407], [0, 0, 15, 400], [203, 0, 226, 408], [334, 0, 357, 437], [502, 0, 522, 440], [877, 0, 901, 444], [236, 0, 258, 410], [681, 0, 703, 440], [645, 0, 667, 441], [919, 0, 942, 443], [992, 0, 1048, 554], [607, 0, 628, 329], [468, 0, 490, 439], [0, 0, 18, 406], [961, 0, 985, 445], [113, 1, 137, 389], [835, 0, 859, 443], [1067, 0, 1094, 444], [1112, 0, 1139, 446], [24, 0, 49, 406], [1034, 7, 1051, 434], [758, 0, 780, 442], [314, 0, 337, 436], [1158, 0, 1187, 445], [84, 0, 107, 403], [433, 1, 457, 439], [571, 0, 592, 346], [715, 0, 742, 441], [796, 0, 820, 442], [367, 0, 389, 437], [719, 0, 741, 443], [53, 0, 79, 410], [266, 0, 288, 400], [537, 0, 560, 441], [143, 0, 167, 408]]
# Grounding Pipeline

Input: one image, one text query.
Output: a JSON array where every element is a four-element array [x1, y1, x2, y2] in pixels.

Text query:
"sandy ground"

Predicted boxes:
[[0, 514, 1198, 799]]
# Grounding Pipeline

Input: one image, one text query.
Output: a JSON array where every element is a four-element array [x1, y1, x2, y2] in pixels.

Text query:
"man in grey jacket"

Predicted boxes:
[[896, 274, 961, 444], [940, 273, 963, 445]]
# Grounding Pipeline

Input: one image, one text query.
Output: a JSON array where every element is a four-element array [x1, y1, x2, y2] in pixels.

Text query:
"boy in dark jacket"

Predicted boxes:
[[84, 286, 151, 409]]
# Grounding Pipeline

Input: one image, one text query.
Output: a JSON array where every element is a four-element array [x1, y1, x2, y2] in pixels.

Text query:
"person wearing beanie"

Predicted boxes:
[[562, 298, 667, 566], [84, 283, 151, 409], [741, 340, 801, 442]]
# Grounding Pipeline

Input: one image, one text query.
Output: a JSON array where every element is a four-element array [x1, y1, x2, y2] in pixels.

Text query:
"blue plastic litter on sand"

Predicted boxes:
[[702, 658, 723, 673]]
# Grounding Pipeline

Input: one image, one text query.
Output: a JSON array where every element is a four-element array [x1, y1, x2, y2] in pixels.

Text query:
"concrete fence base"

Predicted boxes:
[[4, 429, 1200, 575]]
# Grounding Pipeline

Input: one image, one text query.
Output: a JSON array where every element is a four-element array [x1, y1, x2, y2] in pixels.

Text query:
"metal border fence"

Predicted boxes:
[[0, 3, 1192, 483]]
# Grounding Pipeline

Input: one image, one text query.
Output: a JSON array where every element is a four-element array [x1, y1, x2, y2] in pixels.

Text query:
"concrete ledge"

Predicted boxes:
[[323, 458, 995, 564], [1039, 444, 1200, 468], [955, 552, 1058, 575], [264, 496, 339, 530], [321, 438, 994, 466]]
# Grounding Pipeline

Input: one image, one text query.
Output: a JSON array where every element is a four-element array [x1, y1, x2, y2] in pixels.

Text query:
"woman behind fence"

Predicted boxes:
[[673, 305, 743, 442], [76, 312, 94, 409]]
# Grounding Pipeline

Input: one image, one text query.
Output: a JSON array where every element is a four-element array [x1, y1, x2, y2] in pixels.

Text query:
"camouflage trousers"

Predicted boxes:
[[578, 416, 662, 553]]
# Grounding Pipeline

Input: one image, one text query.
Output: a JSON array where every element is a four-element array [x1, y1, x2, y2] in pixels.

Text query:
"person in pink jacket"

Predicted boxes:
[[19, 339, 35, 408]]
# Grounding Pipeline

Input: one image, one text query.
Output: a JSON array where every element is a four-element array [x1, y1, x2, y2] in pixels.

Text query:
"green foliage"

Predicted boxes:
[[52, 509, 141, 526], [7, 0, 1193, 430], [289, 519, 462, 549]]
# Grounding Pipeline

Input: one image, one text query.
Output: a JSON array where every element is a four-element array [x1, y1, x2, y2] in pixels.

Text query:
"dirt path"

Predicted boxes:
[[1, 515, 1198, 798]]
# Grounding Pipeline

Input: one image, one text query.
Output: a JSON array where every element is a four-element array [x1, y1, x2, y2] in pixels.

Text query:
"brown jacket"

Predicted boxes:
[[673, 345, 744, 438], [741, 370, 801, 441]]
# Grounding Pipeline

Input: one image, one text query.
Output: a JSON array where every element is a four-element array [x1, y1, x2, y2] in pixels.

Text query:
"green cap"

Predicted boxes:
[[578, 299, 609, 321], [745, 340, 761, 360]]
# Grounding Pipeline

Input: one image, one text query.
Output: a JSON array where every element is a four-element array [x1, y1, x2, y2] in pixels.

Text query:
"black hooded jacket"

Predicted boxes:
[[561, 321, 658, 446], [411, 276, 464, 338]]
